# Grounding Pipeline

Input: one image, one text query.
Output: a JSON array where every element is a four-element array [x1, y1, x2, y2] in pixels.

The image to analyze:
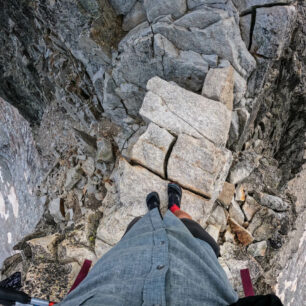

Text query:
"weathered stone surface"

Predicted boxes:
[[96, 138, 113, 162], [123, 1, 147, 31], [224, 228, 235, 243], [257, 193, 288, 212], [218, 182, 235, 207], [202, 54, 218, 67], [242, 196, 260, 221], [247, 207, 281, 241], [235, 185, 246, 202], [49, 198, 65, 223], [232, 0, 291, 14], [81, 157, 95, 177], [152, 17, 256, 77], [109, 0, 137, 15], [65, 167, 83, 190], [26, 234, 60, 261], [57, 239, 97, 266], [207, 205, 228, 232], [229, 200, 245, 226], [143, 0, 187, 22], [167, 134, 232, 199], [97, 158, 213, 245], [174, 7, 228, 29], [229, 218, 254, 246], [140, 77, 232, 146], [247, 241, 267, 257], [202, 66, 234, 111], [239, 14, 251, 49], [206, 224, 221, 242], [187, 0, 227, 10], [251, 6, 296, 59], [128, 123, 175, 177]]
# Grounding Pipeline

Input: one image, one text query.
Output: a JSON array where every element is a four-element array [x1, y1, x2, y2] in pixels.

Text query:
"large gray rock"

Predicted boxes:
[[143, 0, 187, 22], [167, 134, 232, 199], [96, 158, 213, 245], [232, 0, 291, 14], [140, 77, 232, 146], [128, 123, 175, 177], [123, 1, 147, 31], [109, 0, 137, 15], [251, 6, 296, 59], [154, 34, 209, 91], [257, 193, 289, 212], [202, 66, 234, 111], [152, 17, 256, 77]]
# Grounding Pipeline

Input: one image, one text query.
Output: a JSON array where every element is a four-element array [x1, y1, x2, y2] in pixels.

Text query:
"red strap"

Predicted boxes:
[[170, 204, 180, 214], [68, 260, 92, 293], [240, 269, 255, 297]]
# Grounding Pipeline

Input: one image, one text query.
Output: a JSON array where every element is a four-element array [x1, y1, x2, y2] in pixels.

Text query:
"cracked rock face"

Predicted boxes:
[[0, 0, 305, 304]]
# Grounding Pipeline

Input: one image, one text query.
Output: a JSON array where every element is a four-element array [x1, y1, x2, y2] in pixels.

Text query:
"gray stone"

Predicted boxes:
[[97, 158, 213, 245], [96, 138, 113, 162], [251, 6, 296, 59], [152, 17, 256, 77], [49, 198, 65, 223], [140, 77, 232, 146], [202, 66, 234, 111], [257, 193, 289, 212], [187, 0, 227, 10], [229, 200, 245, 226], [229, 153, 260, 184], [218, 182, 235, 207], [174, 7, 228, 29], [207, 205, 228, 232], [232, 0, 291, 14], [26, 234, 60, 261], [242, 196, 261, 221], [206, 224, 221, 242], [224, 228, 235, 243], [202, 54, 218, 67], [109, 0, 137, 15], [247, 241, 267, 257], [167, 134, 232, 199], [81, 157, 95, 177], [123, 2, 147, 32], [65, 167, 83, 190], [143, 0, 187, 22], [239, 14, 252, 49], [128, 123, 175, 177]]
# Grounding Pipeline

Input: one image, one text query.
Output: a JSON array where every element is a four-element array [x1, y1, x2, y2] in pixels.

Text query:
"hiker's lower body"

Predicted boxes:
[[124, 183, 220, 257]]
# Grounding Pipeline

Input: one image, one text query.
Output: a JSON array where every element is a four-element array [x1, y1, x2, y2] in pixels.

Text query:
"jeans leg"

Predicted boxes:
[[180, 218, 220, 257]]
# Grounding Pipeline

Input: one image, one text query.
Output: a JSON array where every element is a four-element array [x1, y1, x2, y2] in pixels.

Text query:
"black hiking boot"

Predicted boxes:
[[168, 183, 182, 210], [146, 192, 160, 211]]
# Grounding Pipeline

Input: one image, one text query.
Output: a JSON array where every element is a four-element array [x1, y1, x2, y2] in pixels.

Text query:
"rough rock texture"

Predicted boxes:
[[0, 0, 304, 304], [140, 77, 232, 146]]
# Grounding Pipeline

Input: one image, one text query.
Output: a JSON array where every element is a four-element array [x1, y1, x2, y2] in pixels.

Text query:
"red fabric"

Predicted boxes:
[[68, 260, 92, 293], [170, 204, 180, 213], [240, 269, 255, 297]]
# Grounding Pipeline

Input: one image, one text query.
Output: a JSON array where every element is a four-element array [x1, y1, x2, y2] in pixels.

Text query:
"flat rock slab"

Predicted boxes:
[[128, 123, 175, 177], [168, 134, 232, 199], [251, 6, 296, 59], [202, 66, 234, 111], [140, 77, 232, 146], [232, 0, 291, 14], [97, 158, 213, 245]]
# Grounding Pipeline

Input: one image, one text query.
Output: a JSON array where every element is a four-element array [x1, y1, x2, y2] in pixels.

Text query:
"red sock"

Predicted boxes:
[[170, 204, 180, 214]]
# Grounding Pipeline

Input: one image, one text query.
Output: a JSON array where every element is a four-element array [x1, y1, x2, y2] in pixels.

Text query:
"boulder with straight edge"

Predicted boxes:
[[206, 224, 221, 242], [229, 200, 245, 226], [229, 218, 254, 246], [232, 0, 291, 14], [218, 182, 235, 207], [202, 66, 234, 111], [123, 1, 147, 32], [128, 123, 175, 177], [140, 77, 232, 146], [167, 134, 232, 199]]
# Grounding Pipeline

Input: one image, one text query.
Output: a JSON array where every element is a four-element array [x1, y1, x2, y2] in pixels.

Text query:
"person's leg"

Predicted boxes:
[[168, 183, 220, 257]]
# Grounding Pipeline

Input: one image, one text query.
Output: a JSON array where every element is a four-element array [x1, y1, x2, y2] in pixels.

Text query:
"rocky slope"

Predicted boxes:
[[0, 0, 305, 304]]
